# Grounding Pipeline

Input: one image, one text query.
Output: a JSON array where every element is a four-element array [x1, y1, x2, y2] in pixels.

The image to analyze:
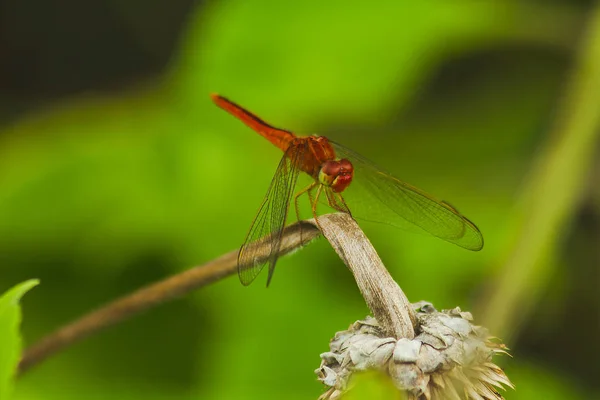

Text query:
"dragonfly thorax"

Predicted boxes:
[[318, 159, 353, 193]]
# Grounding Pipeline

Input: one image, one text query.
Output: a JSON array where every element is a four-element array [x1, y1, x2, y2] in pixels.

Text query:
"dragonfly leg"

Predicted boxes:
[[310, 184, 324, 231], [294, 182, 317, 243], [324, 188, 351, 215], [336, 193, 352, 216], [306, 183, 316, 207]]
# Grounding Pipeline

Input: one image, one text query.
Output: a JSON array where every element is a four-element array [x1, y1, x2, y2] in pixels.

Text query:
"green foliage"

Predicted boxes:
[[0, 1, 595, 399], [342, 371, 404, 400], [0, 280, 39, 400], [505, 361, 589, 400]]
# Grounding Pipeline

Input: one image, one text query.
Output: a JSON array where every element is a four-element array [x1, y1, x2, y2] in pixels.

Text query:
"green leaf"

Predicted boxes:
[[0, 280, 39, 400], [342, 371, 405, 400]]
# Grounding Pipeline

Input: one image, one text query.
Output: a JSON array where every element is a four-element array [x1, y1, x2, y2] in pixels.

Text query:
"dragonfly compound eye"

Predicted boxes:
[[330, 158, 353, 192], [319, 161, 341, 186], [339, 159, 353, 171], [319, 159, 354, 193]]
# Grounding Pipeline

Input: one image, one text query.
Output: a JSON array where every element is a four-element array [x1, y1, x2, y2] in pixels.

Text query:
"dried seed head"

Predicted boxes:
[[316, 303, 513, 400]]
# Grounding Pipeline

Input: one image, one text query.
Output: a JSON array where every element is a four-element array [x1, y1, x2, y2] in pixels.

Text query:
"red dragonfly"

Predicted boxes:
[[211, 94, 483, 286]]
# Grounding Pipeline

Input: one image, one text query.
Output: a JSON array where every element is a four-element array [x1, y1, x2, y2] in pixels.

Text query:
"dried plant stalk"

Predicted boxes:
[[19, 220, 320, 375], [317, 213, 416, 338], [314, 214, 513, 399]]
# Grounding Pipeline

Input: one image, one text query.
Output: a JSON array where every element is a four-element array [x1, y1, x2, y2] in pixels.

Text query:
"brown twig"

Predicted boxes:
[[18, 220, 320, 375]]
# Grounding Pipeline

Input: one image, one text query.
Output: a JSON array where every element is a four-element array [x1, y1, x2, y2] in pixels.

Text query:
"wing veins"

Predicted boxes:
[[237, 143, 306, 286], [331, 142, 483, 250]]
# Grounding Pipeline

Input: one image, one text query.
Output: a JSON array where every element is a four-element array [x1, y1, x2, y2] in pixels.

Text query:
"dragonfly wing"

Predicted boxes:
[[238, 143, 306, 286], [331, 142, 483, 251]]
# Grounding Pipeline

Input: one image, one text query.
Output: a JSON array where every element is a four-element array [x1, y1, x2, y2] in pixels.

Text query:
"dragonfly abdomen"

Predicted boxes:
[[211, 93, 295, 152]]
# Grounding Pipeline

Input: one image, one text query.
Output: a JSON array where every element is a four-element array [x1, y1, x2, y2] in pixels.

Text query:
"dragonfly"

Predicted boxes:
[[211, 94, 483, 286]]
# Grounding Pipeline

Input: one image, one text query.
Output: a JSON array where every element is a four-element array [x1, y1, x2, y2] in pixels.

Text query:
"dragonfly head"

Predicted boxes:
[[319, 159, 353, 193]]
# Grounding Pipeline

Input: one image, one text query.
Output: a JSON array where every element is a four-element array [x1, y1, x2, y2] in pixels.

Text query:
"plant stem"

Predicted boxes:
[[479, 4, 600, 340], [18, 220, 319, 375], [318, 213, 416, 338]]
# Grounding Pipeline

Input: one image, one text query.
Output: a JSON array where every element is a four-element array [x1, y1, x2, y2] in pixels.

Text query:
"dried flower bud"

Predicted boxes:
[[316, 302, 513, 400]]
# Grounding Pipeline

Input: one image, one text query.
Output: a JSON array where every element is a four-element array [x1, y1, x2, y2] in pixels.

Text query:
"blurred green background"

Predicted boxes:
[[1, 0, 599, 399]]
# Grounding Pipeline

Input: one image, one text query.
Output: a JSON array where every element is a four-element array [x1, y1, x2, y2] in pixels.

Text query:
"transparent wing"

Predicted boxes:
[[238, 143, 306, 286], [330, 142, 483, 251]]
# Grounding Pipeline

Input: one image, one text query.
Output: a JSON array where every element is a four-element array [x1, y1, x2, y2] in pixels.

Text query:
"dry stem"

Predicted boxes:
[[18, 220, 319, 375]]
